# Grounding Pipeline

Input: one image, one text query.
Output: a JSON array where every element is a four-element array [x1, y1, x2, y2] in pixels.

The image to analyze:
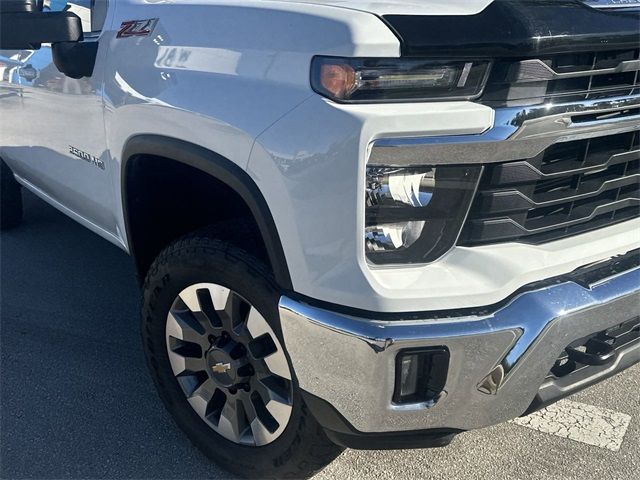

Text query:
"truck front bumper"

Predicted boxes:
[[278, 259, 640, 443]]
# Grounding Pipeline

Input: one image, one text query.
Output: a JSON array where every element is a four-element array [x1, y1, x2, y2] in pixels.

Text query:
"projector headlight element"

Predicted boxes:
[[365, 165, 482, 265]]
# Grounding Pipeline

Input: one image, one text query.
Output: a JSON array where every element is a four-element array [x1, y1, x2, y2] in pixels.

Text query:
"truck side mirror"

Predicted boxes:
[[0, 0, 83, 50]]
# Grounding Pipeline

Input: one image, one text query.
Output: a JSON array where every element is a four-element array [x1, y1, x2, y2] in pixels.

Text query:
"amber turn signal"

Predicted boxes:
[[319, 63, 357, 99]]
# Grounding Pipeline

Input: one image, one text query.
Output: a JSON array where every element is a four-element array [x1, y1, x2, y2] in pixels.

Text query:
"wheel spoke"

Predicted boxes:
[[175, 372, 210, 401], [246, 307, 271, 339], [188, 393, 213, 418], [250, 417, 277, 447], [178, 284, 234, 330], [239, 394, 274, 446], [167, 311, 208, 347], [245, 308, 292, 380], [178, 286, 204, 314], [263, 349, 292, 381], [257, 375, 292, 406], [254, 380, 292, 425], [222, 291, 250, 334], [208, 284, 233, 310], [265, 397, 293, 428], [187, 378, 217, 418], [191, 377, 217, 402], [168, 337, 203, 358], [196, 288, 223, 329], [168, 347, 206, 376], [217, 397, 248, 444], [188, 381, 228, 426], [240, 393, 259, 423]]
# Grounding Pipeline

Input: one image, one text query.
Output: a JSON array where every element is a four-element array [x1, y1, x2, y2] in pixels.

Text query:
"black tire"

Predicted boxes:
[[141, 226, 344, 479], [1, 160, 23, 231]]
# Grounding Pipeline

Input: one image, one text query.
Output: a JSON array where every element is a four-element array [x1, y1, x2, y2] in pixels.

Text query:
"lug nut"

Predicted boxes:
[[216, 333, 229, 347]]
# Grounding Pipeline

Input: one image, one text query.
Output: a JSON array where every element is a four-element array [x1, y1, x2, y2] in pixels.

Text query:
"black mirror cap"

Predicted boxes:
[[0, 11, 83, 50], [52, 41, 99, 79]]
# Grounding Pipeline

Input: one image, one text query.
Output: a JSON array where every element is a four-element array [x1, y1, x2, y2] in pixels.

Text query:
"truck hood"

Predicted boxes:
[[272, 1, 640, 58], [382, 0, 640, 58], [270, 0, 494, 15]]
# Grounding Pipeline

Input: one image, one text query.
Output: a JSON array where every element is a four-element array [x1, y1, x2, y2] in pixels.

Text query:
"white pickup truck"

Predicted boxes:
[[1, 0, 639, 478]]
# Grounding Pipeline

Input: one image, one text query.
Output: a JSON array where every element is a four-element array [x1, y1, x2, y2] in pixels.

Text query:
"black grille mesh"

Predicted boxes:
[[460, 131, 640, 246], [482, 48, 640, 106]]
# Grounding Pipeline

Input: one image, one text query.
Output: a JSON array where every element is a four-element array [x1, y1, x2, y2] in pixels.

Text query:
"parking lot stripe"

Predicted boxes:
[[512, 399, 632, 451]]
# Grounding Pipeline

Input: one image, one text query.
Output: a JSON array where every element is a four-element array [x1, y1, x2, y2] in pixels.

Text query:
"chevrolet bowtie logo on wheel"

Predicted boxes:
[[212, 363, 231, 374]]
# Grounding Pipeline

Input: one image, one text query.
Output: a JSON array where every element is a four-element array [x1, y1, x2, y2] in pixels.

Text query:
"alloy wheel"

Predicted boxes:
[[165, 283, 293, 446]]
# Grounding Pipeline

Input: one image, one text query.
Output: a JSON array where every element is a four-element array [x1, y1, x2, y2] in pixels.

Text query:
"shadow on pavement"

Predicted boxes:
[[1, 192, 234, 479]]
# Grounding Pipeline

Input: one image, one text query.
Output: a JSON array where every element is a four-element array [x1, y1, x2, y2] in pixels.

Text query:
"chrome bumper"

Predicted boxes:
[[279, 265, 640, 433]]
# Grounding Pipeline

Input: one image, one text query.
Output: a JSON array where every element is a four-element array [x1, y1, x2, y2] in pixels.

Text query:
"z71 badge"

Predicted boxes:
[[117, 19, 159, 38]]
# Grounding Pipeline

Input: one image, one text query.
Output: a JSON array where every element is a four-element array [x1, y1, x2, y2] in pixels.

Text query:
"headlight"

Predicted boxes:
[[311, 57, 491, 103], [365, 165, 482, 265]]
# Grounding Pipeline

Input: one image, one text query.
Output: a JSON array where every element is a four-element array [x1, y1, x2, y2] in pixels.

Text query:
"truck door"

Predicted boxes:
[[0, 1, 117, 238]]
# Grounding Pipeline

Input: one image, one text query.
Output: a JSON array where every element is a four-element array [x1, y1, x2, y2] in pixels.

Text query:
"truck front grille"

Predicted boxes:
[[482, 48, 640, 106], [460, 131, 640, 246]]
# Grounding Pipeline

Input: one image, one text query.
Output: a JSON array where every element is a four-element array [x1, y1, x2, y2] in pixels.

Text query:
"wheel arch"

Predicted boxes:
[[121, 135, 292, 291]]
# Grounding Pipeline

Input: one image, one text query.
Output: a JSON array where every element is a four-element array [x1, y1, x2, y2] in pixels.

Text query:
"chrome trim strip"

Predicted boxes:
[[510, 59, 640, 83], [279, 265, 640, 432], [369, 94, 640, 166], [582, 0, 640, 9]]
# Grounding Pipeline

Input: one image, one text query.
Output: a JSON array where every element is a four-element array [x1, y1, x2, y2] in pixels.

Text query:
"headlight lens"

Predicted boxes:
[[311, 57, 491, 102], [365, 165, 482, 265]]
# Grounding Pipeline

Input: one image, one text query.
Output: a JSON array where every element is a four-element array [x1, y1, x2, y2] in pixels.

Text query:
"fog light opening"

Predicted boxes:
[[393, 347, 450, 405]]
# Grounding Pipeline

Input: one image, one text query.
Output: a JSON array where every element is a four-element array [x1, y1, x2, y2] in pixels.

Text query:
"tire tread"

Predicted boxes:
[[141, 223, 343, 479]]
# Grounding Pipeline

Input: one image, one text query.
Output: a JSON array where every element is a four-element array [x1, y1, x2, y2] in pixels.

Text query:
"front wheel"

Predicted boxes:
[[141, 228, 343, 479]]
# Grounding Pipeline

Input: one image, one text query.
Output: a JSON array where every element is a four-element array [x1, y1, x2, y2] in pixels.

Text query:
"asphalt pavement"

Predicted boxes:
[[1, 191, 638, 480]]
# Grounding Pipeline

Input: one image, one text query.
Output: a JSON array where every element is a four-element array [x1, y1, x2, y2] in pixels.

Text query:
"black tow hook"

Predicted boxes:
[[566, 338, 618, 366]]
